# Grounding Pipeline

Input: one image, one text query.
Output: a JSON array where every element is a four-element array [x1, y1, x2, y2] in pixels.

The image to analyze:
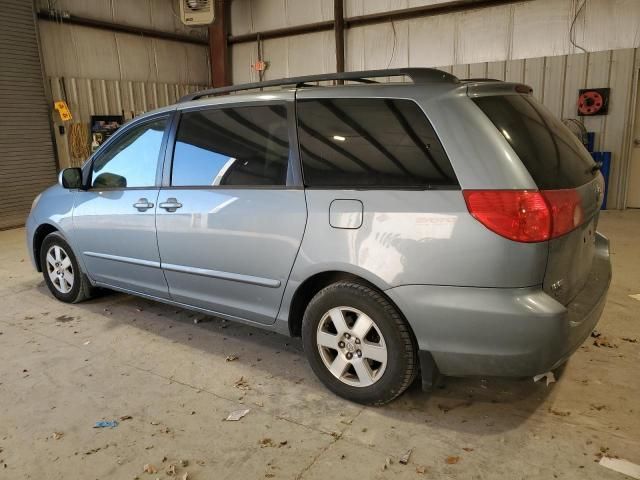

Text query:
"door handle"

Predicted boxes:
[[133, 198, 154, 212], [159, 198, 183, 212]]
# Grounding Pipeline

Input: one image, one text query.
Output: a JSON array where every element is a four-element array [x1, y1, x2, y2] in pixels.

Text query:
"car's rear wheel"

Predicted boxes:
[[40, 232, 93, 303], [302, 281, 418, 405]]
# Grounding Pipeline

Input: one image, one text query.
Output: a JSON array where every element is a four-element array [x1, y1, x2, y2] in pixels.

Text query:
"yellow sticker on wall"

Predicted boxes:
[[54, 101, 72, 121]]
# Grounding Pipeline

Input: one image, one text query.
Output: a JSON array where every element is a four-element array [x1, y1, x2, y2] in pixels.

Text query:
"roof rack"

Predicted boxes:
[[179, 68, 458, 102]]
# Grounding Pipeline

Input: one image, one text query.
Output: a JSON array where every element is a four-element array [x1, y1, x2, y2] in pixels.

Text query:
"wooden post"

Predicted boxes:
[[334, 0, 345, 81], [209, 0, 230, 87]]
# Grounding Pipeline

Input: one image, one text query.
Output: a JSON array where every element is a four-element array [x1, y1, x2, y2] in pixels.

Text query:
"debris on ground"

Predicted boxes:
[[399, 448, 412, 465], [462, 447, 474, 452], [533, 371, 556, 386], [143, 463, 158, 474], [55, 315, 74, 323], [119, 415, 133, 421], [599, 456, 640, 479], [593, 335, 618, 348], [548, 407, 571, 417], [51, 432, 63, 440], [628, 293, 640, 302], [437, 400, 472, 413], [180, 459, 189, 467], [595, 446, 618, 461], [225, 354, 239, 362], [259, 438, 275, 448], [166, 464, 177, 476], [591, 329, 602, 338], [590, 404, 606, 411], [83, 340, 91, 345], [93, 420, 118, 428], [621, 337, 638, 343], [416, 466, 427, 474], [234, 376, 250, 390], [382, 457, 393, 470], [225, 408, 250, 421], [181, 472, 190, 480], [445, 456, 460, 465]]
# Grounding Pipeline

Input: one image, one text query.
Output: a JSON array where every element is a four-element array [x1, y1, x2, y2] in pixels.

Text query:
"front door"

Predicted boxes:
[[72, 115, 171, 298], [155, 99, 307, 324]]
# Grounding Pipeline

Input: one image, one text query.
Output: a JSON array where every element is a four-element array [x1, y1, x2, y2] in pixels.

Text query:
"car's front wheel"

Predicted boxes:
[[40, 232, 93, 303], [302, 281, 418, 405]]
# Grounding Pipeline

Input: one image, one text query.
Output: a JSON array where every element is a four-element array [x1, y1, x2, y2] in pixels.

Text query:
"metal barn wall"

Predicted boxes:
[[34, 0, 211, 168], [47, 77, 207, 168], [228, 0, 640, 208], [0, 0, 57, 229], [230, 0, 640, 83], [437, 49, 638, 210]]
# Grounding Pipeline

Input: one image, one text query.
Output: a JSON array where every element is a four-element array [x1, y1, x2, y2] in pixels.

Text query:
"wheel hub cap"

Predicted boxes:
[[316, 306, 388, 388], [45, 245, 74, 294]]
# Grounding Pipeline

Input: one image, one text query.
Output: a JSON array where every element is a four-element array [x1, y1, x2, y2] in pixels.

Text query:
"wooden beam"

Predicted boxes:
[[209, 0, 230, 87]]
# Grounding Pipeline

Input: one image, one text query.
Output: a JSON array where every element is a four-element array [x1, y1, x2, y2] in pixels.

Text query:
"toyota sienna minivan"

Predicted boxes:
[[27, 68, 611, 404]]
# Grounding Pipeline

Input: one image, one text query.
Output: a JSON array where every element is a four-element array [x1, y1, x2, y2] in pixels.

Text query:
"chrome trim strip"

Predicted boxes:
[[161, 262, 281, 288], [83, 251, 161, 268]]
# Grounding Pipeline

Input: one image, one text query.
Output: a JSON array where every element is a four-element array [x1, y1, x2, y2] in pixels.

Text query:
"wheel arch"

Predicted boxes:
[[32, 223, 60, 272], [286, 270, 412, 342]]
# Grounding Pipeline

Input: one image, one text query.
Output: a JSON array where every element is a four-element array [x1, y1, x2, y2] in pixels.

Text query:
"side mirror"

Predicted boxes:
[[58, 168, 84, 189]]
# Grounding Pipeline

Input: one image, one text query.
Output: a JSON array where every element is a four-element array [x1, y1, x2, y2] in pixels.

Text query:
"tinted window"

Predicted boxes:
[[297, 98, 457, 188], [472, 95, 597, 189], [171, 105, 289, 187], [91, 118, 166, 188]]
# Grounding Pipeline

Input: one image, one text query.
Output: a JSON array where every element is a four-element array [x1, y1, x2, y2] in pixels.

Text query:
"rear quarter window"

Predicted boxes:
[[472, 94, 597, 189], [296, 98, 458, 188]]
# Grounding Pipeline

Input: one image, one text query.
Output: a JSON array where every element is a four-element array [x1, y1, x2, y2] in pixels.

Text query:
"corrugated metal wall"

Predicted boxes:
[[228, 0, 640, 208], [48, 76, 206, 168], [437, 49, 638, 210], [0, 0, 58, 229], [34, 0, 211, 168]]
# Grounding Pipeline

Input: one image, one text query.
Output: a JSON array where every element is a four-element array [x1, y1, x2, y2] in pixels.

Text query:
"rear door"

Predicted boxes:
[[73, 114, 171, 298], [472, 93, 603, 304], [155, 96, 307, 325]]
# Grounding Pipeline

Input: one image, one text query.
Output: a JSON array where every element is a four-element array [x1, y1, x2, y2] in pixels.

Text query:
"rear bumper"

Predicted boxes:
[[386, 233, 611, 377]]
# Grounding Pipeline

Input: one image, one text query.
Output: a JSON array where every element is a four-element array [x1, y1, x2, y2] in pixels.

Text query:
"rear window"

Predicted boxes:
[[297, 98, 458, 188], [472, 95, 597, 189]]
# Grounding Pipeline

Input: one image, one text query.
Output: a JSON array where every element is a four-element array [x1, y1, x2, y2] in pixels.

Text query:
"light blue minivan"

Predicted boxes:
[[27, 69, 611, 404]]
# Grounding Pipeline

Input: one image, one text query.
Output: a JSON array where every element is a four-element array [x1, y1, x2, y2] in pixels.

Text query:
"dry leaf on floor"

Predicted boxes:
[[593, 336, 618, 348], [234, 376, 250, 390], [259, 438, 275, 448], [166, 464, 177, 476], [143, 463, 158, 474], [621, 337, 638, 343], [548, 407, 571, 417], [51, 432, 63, 440], [225, 408, 250, 421], [226, 354, 239, 362], [445, 456, 460, 465], [119, 415, 132, 421], [462, 447, 474, 452], [533, 371, 556, 386], [399, 448, 413, 465]]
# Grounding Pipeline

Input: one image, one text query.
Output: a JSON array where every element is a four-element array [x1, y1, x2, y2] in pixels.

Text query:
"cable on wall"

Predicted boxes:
[[569, 0, 587, 54]]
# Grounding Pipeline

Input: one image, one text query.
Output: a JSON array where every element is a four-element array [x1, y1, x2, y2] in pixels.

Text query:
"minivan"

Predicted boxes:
[[27, 68, 611, 405]]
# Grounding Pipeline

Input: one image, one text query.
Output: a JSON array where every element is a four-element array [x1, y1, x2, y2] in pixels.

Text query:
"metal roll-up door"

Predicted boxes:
[[0, 0, 57, 229]]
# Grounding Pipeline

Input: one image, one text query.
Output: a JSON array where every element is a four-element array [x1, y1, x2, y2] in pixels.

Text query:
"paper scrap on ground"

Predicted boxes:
[[599, 456, 640, 479], [94, 420, 118, 428], [226, 408, 250, 421], [533, 371, 556, 386], [629, 293, 640, 302]]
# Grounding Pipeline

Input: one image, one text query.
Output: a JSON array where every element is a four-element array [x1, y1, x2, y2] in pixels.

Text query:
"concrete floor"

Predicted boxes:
[[0, 211, 639, 480]]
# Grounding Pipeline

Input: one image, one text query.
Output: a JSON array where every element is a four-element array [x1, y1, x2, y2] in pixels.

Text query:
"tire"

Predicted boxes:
[[40, 232, 93, 303], [302, 281, 418, 405]]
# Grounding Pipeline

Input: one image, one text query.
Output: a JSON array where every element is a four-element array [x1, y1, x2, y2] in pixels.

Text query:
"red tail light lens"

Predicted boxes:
[[463, 190, 551, 242], [541, 189, 583, 238], [463, 189, 584, 243]]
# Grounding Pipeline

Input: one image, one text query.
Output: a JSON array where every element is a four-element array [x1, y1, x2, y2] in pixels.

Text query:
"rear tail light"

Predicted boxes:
[[463, 189, 584, 243]]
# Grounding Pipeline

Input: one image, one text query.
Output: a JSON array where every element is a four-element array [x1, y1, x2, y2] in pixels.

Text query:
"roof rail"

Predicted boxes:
[[179, 68, 458, 102]]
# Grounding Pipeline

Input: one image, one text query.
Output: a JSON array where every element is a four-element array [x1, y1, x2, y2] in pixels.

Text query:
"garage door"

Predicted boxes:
[[0, 0, 57, 229]]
